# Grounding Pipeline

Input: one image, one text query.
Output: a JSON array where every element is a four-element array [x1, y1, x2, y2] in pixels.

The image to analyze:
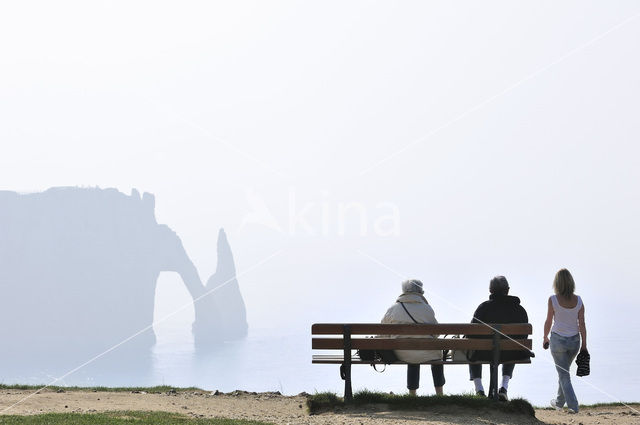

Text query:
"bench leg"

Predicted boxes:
[[489, 362, 499, 400], [342, 325, 353, 402], [341, 363, 353, 402], [490, 327, 501, 401]]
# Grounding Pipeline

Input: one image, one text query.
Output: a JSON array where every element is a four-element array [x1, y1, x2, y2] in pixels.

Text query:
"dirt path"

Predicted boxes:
[[1, 389, 638, 425]]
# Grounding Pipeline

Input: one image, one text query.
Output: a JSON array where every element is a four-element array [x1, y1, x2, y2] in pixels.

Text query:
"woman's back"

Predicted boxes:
[[556, 294, 579, 309], [381, 292, 441, 363], [551, 294, 582, 337]]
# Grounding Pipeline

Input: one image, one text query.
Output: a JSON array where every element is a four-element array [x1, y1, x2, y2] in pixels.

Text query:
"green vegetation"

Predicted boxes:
[[0, 385, 204, 394], [0, 411, 273, 425], [307, 390, 536, 417], [537, 401, 640, 410], [579, 401, 639, 408]]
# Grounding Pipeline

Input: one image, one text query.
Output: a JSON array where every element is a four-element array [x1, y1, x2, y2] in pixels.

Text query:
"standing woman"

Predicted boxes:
[[543, 269, 587, 414]]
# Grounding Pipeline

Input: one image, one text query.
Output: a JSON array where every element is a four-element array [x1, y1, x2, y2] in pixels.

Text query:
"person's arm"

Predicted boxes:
[[516, 306, 529, 339], [471, 304, 483, 324], [467, 304, 483, 339], [381, 307, 394, 324], [424, 303, 438, 337], [380, 307, 395, 338], [578, 303, 587, 351], [543, 297, 554, 349]]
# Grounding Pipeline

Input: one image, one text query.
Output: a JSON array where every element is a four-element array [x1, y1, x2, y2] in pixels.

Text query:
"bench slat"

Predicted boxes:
[[312, 337, 532, 351], [311, 355, 532, 365], [312, 323, 532, 336]]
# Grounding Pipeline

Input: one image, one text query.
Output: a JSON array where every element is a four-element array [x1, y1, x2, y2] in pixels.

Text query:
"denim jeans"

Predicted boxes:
[[550, 332, 580, 412], [469, 363, 515, 380], [407, 364, 445, 390]]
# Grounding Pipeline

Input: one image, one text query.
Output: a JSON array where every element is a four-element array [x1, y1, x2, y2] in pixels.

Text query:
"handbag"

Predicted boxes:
[[448, 335, 473, 361], [357, 347, 397, 372], [357, 348, 398, 363], [452, 348, 472, 361], [576, 349, 590, 376]]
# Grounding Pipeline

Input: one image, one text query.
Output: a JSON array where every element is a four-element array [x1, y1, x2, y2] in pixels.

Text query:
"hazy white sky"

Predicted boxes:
[[1, 1, 639, 333]]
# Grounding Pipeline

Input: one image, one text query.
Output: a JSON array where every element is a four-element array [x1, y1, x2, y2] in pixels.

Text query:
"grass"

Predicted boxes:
[[537, 401, 640, 410], [0, 385, 204, 394], [0, 411, 273, 425], [307, 390, 536, 416], [579, 401, 639, 408]]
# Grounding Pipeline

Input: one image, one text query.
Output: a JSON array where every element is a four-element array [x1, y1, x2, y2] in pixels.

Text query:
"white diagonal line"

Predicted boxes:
[[0, 249, 283, 414], [359, 10, 640, 176], [356, 249, 640, 414]]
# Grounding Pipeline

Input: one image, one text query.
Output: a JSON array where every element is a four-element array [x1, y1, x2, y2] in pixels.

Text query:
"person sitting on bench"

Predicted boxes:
[[468, 275, 529, 401], [381, 279, 445, 396]]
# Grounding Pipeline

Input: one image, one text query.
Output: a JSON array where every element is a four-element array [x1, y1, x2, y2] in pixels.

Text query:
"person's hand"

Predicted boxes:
[[581, 345, 588, 352], [543, 336, 550, 350]]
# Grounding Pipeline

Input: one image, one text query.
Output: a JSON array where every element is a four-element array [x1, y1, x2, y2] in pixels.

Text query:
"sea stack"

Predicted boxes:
[[193, 228, 249, 345]]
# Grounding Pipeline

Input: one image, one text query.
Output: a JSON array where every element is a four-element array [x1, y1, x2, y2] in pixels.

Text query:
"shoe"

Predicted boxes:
[[498, 387, 508, 402], [550, 399, 562, 411], [476, 390, 486, 397], [567, 408, 578, 414]]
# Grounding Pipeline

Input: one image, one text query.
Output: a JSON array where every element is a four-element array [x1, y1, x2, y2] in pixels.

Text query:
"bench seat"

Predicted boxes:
[[312, 354, 532, 365]]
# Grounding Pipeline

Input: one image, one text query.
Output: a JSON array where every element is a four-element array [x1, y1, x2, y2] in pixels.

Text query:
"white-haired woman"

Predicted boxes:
[[381, 279, 445, 396], [543, 268, 587, 413]]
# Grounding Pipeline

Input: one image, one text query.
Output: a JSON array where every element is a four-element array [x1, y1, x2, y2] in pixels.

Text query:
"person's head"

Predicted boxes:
[[401, 279, 424, 295], [553, 268, 575, 298], [489, 275, 509, 296]]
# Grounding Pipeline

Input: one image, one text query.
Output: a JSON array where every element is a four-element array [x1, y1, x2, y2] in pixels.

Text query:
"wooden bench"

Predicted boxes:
[[312, 323, 534, 401]]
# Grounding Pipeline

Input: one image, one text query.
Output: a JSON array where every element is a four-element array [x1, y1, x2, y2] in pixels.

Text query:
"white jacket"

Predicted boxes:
[[381, 292, 441, 363]]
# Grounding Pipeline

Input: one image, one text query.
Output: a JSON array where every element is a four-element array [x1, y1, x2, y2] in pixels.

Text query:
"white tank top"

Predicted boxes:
[[551, 295, 582, 337]]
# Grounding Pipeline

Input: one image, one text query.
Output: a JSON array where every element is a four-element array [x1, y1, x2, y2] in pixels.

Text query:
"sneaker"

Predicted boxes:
[[476, 390, 486, 397], [550, 399, 562, 411], [498, 387, 508, 402], [567, 408, 578, 414]]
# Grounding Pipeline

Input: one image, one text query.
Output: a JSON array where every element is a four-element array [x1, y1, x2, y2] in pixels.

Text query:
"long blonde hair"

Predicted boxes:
[[553, 268, 575, 299]]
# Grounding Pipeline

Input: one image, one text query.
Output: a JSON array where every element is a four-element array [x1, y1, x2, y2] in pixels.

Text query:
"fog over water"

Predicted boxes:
[[1, 0, 639, 407]]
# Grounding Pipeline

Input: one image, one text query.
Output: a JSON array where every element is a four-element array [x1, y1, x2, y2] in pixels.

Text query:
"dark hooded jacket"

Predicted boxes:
[[468, 294, 530, 362]]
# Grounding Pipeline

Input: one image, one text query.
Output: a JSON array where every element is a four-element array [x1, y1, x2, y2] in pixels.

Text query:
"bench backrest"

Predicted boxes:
[[312, 323, 533, 351]]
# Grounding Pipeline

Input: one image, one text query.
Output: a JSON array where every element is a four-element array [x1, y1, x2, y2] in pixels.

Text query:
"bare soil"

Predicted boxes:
[[1, 389, 638, 425]]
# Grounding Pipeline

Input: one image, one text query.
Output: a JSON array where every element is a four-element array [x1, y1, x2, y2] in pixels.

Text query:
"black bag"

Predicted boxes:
[[380, 349, 398, 363], [357, 349, 398, 363], [576, 349, 590, 377], [357, 349, 377, 362]]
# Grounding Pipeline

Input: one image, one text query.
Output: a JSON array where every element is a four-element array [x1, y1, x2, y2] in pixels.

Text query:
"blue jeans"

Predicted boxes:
[[469, 363, 515, 380], [550, 332, 580, 412], [407, 364, 445, 390]]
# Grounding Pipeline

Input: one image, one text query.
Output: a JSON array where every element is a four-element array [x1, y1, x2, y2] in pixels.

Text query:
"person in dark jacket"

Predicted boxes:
[[469, 276, 529, 401]]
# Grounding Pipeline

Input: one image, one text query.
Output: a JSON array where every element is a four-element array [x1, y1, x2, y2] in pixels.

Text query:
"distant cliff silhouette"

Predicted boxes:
[[0, 187, 247, 380]]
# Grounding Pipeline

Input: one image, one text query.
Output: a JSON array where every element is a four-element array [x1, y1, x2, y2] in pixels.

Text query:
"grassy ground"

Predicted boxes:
[[0, 411, 273, 425], [0, 385, 204, 394], [578, 402, 638, 408], [537, 401, 640, 410], [307, 390, 536, 416]]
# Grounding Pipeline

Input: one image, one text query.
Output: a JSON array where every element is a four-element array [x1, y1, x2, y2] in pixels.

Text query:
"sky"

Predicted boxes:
[[1, 1, 639, 338]]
